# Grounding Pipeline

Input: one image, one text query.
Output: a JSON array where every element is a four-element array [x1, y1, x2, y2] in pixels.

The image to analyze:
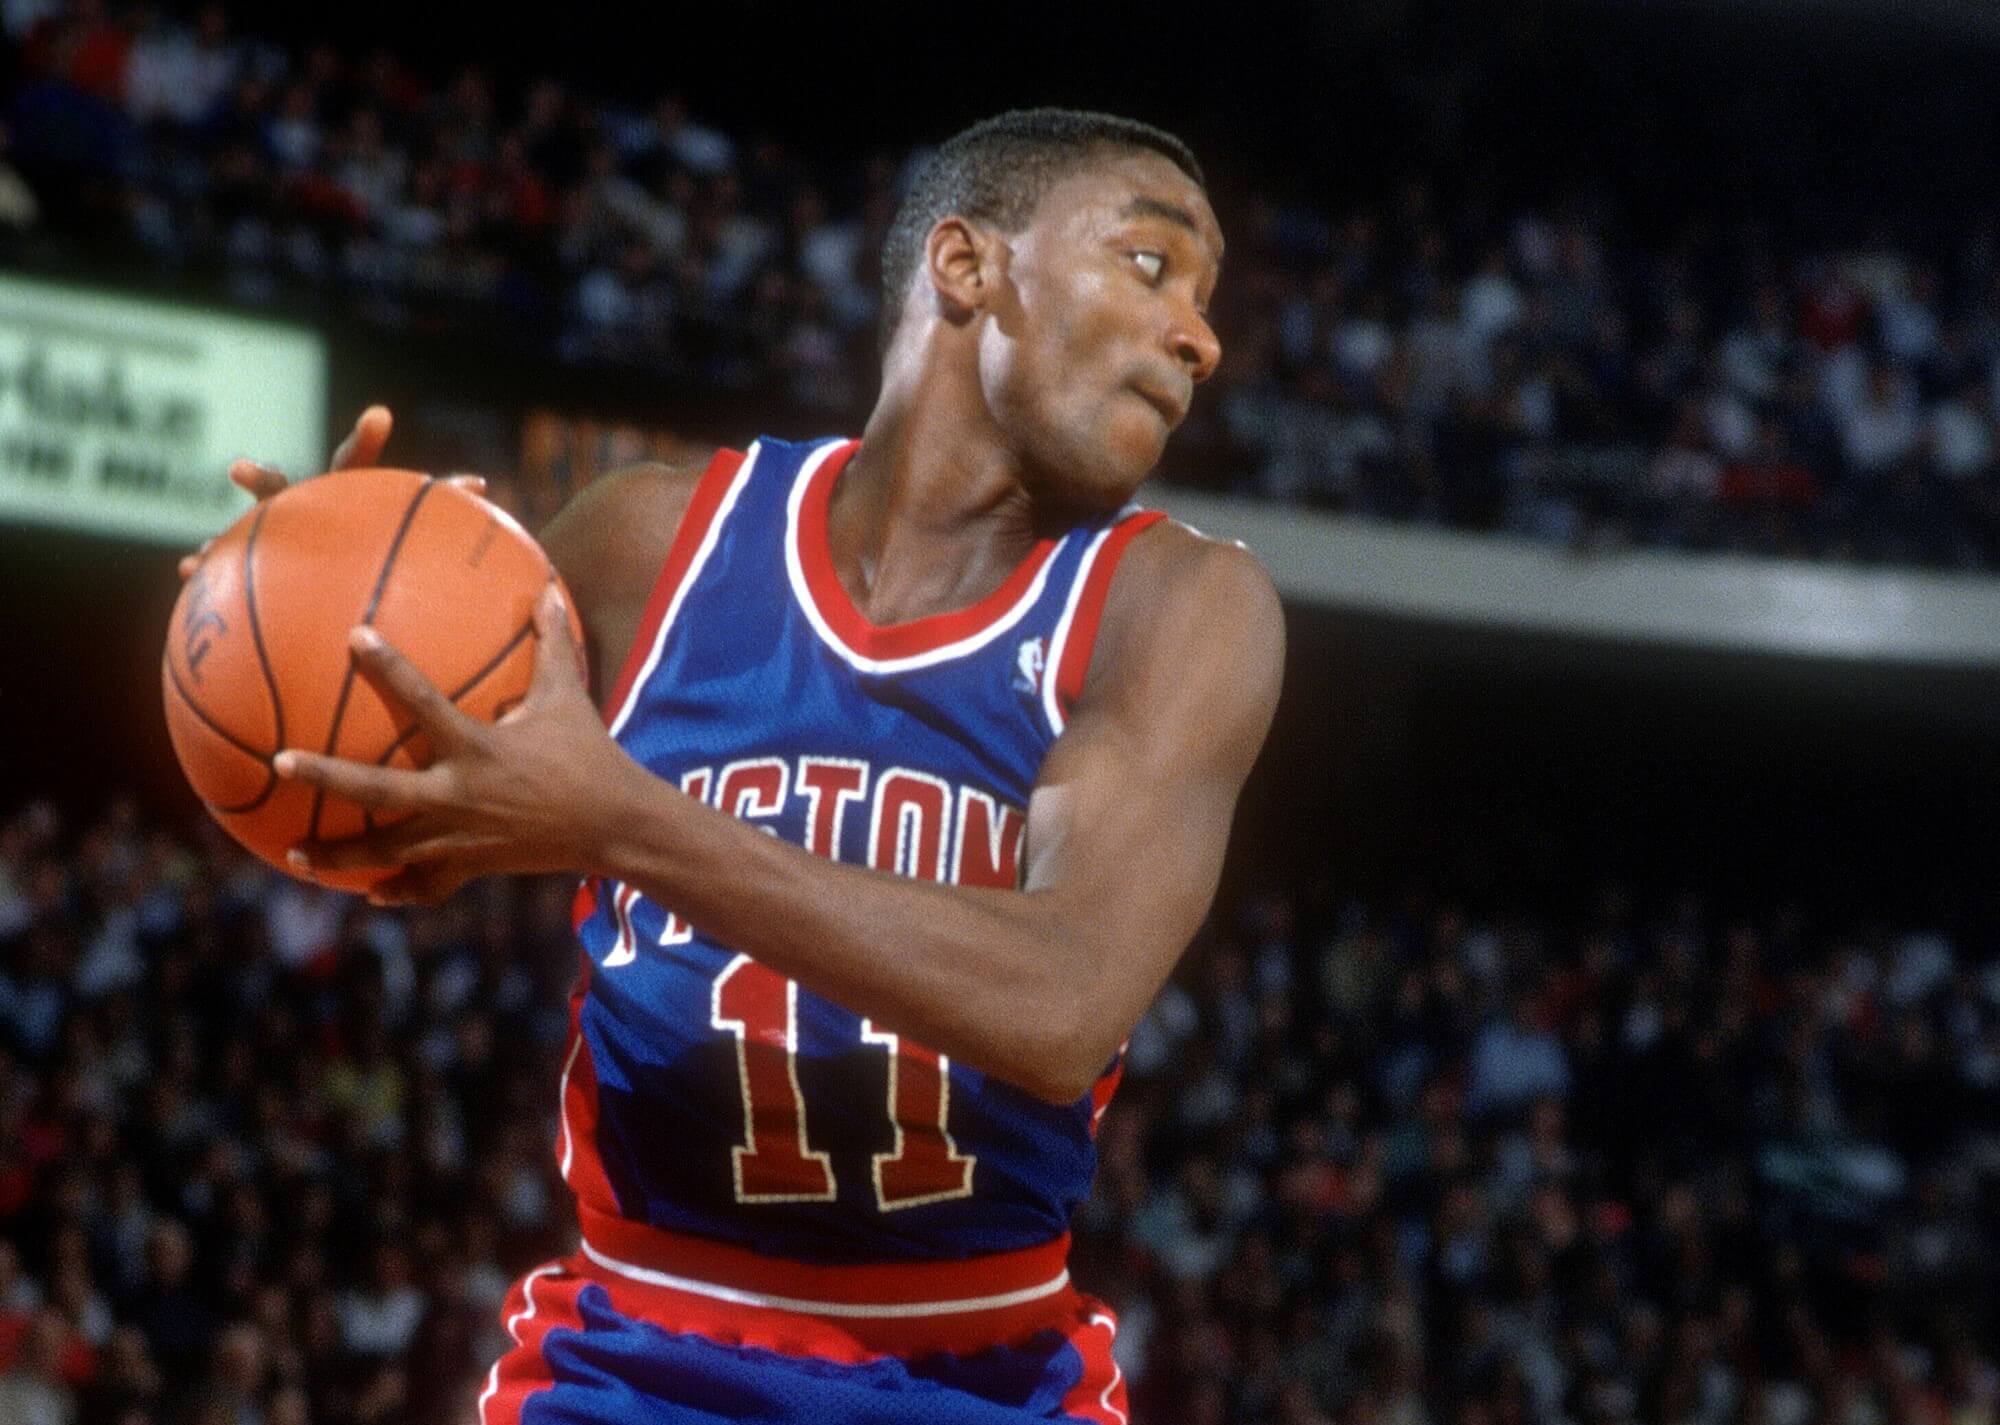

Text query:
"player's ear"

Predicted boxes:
[[924, 216, 1000, 323]]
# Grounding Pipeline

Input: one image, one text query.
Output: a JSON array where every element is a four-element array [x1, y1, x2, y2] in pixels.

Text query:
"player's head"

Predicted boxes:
[[879, 108, 1224, 512]]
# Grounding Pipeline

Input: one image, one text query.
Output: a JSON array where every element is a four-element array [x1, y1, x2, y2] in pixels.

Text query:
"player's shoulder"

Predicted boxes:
[[539, 451, 723, 702], [541, 454, 715, 551], [1080, 512, 1284, 713], [540, 453, 722, 587], [537, 433, 825, 570], [1109, 514, 1282, 648]]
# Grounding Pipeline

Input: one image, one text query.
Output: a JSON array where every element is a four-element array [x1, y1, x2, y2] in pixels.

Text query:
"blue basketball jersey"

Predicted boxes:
[[558, 436, 1162, 1279]]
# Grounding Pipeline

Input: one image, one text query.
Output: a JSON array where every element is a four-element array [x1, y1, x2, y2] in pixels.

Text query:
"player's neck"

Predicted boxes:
[[833, 376, 1043, 628]]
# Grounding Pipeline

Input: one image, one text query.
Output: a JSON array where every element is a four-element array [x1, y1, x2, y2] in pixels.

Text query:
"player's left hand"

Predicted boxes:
[[275, 583, 634, 904]]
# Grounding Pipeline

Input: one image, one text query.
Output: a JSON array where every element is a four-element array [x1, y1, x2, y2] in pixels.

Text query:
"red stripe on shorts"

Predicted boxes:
[[1056, 1309, 1128, 1424], [477, 1263, 588, 1425]]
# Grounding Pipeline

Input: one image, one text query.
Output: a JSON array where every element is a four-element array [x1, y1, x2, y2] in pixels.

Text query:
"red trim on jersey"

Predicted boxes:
[[601, 447, 749, 725], [1087, 1054, 1125, 1138], [578, 1203, 1068, 1311], [487, 1248, 1109, 1366], [793, 440, 1062, 661], [558, 959, 622, 1217], [1054, 510, 1166, 717]]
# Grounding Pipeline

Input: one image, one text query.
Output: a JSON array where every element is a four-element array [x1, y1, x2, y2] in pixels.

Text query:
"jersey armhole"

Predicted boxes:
[[1045, 509, 1168, 735], [601, 446, 752, 730]]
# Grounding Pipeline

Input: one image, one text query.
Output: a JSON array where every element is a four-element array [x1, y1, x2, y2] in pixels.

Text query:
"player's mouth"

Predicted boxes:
[[1130, 382, 1188, 428]]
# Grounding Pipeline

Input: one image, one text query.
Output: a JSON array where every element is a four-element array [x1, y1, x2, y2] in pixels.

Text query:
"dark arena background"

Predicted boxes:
[[5, 2, 2000, 1422]]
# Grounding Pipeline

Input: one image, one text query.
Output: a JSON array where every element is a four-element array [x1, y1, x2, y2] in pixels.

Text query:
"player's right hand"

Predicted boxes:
[[177, 405, 487, 579]]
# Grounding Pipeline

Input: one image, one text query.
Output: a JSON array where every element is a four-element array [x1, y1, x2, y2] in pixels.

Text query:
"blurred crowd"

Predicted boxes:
[[8, 3, 2000, 568], [4, 795, 1998, 1425], [1097, 889, 2000, 1425], [0, 798, 580, 1425]]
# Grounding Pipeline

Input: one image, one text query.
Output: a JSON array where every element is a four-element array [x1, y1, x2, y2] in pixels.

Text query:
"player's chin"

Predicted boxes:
[[1103, 406, 1172, 480], [1029, 409, 1163, 512]]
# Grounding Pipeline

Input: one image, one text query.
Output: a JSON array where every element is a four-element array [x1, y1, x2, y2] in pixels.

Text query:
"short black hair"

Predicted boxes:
[[878, 108, 1205, 348]]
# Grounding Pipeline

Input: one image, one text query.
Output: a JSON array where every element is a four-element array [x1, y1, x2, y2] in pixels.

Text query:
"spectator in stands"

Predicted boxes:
[[1648, 400, 1723, 544], [1466, 987, 1572, 1120], [1719, 286, 1795, 406], [1719, 415, 1821, 553], [1843, 362, 1923, 478], [1932, 376, 1996, 482], [1461, 244, 1524, 348], [123, 2, 236, 130], [646, 95, 733, 179], [0, 122, 41, 233], [0, 1308, 75, 1424]]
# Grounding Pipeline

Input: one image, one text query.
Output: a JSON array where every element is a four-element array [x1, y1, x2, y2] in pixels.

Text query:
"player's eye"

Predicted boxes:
[[1132, 251, 1165, 282]]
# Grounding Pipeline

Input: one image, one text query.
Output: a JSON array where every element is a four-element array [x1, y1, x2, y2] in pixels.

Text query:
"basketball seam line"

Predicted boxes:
[[163, 658, 278, 814], [243, 501, 285, 765], [309, 477, 437, 843], [371, 615, 536, 769]]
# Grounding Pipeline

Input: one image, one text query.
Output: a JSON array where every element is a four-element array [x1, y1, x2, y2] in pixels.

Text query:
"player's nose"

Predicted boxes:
[[1169, 307, 1222, 385]]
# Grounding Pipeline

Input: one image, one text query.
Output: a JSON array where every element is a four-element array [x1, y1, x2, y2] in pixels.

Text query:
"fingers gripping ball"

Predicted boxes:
[[162, 468, 586, 891]]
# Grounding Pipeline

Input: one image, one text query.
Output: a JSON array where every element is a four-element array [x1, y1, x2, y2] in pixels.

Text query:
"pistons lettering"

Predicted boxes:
[[684, 755, 1023, 884], [601, 756, 1025, 969]]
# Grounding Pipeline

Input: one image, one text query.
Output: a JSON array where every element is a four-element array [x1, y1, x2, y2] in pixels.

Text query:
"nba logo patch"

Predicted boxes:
[[1012, 636, 1046, 699]]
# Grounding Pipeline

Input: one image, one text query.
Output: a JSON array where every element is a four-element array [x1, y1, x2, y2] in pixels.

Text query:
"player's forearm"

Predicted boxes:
[[592, 762, 1112, 1103]]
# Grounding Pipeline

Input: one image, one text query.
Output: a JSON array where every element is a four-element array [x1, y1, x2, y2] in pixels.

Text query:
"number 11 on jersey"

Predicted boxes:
[[711, 954, 976, 1210]]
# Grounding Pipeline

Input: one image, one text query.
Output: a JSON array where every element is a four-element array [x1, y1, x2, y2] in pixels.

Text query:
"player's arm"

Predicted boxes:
[[594, 524, 1285, 1102]]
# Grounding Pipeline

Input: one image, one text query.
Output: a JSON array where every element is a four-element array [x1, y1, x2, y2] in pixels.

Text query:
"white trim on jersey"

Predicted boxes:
[[783, 439, 1067, 676], [1039, 520, 1122, 737], [576, 1237, 1072, 1319], [606, 442, 763, 739], [556, 1031, 586, 1183]]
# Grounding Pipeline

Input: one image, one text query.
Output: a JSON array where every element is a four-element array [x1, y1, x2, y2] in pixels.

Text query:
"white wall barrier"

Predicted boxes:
[[1150, 488, 2000, 670]]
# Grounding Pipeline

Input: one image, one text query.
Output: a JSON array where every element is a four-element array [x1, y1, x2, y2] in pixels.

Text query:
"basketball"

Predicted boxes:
[[161, 468, 583, 892]]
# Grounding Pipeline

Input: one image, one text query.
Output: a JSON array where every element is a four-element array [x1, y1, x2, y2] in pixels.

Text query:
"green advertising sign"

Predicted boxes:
[[0, 274, 327, 545]]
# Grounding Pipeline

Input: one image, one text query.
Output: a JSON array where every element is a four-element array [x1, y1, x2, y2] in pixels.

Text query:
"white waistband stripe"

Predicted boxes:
[[578, 1238, 1070, 1319]]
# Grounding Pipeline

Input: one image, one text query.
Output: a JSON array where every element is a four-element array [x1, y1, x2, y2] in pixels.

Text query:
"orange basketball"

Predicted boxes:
[[162, 468, 584, 891]]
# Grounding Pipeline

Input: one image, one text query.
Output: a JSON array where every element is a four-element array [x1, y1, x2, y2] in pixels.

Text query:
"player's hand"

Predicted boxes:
[[273, 582, 634, 904], [176, 406, 489, 578]]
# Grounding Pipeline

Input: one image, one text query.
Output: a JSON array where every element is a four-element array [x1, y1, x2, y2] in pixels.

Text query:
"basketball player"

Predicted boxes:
[[231, 110, 1282, 1422]]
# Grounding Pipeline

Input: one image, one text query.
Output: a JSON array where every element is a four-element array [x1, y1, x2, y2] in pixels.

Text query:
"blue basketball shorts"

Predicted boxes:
[[474, 1222, 1126, 1424]]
